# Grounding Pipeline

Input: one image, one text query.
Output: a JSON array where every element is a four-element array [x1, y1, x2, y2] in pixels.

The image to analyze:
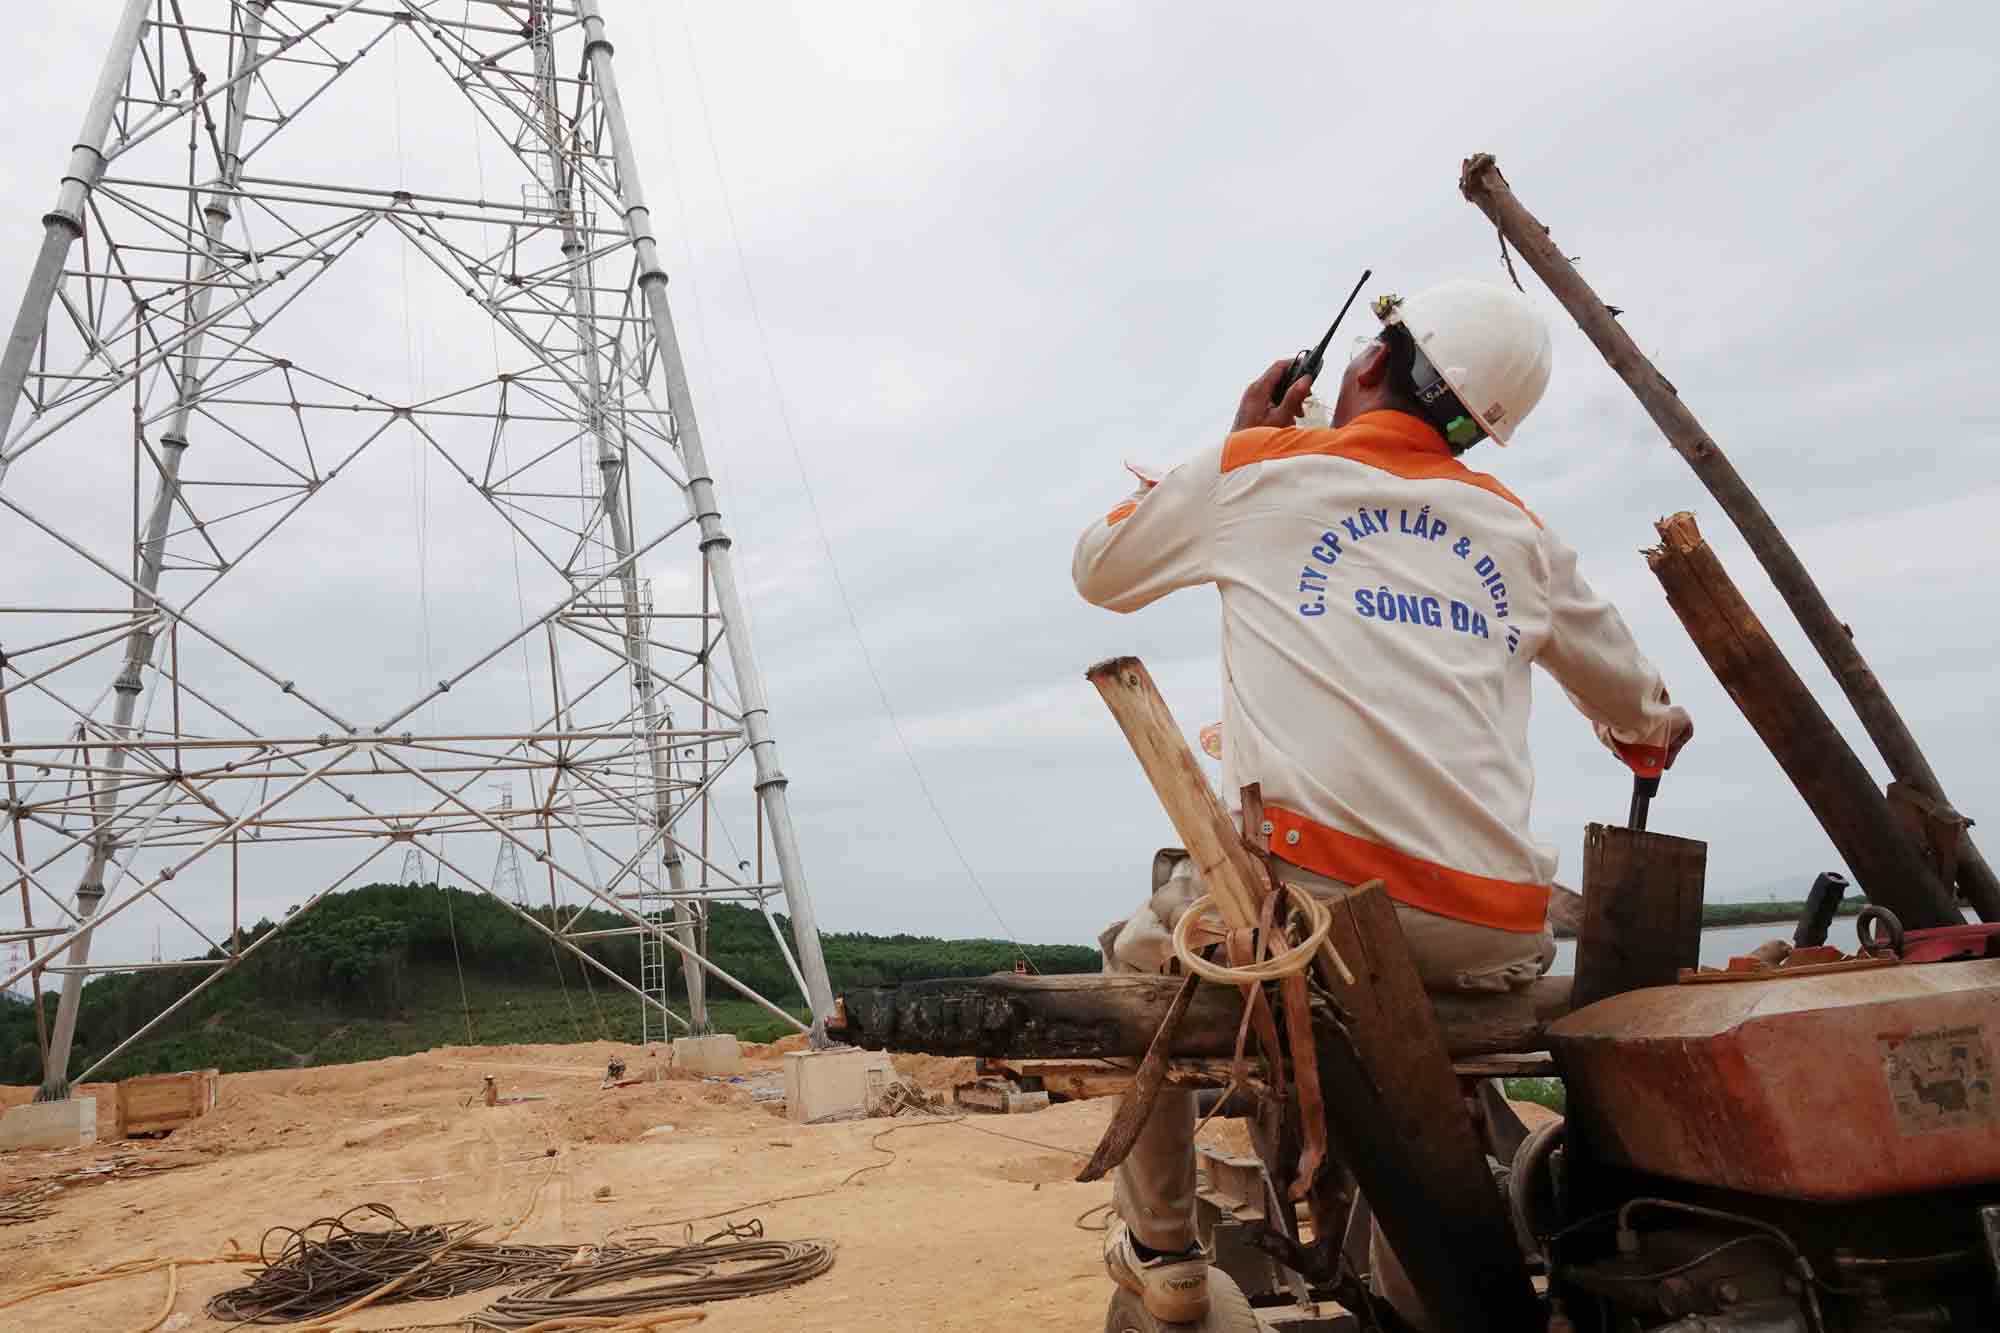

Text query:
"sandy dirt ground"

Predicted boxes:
[[0, 1040, 1278, 1330]]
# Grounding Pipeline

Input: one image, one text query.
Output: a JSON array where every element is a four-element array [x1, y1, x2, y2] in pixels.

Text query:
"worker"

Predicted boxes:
[[1075, 279, 1693, 1327]]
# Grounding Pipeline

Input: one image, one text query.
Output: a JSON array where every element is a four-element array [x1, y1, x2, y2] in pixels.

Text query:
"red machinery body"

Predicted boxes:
[[1550, 958, 2000, 1201]]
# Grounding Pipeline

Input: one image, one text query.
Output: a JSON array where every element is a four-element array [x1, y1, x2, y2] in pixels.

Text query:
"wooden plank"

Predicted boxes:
[[1452, 1053, 1558, 1079], [1459, 152, 2000, 925], [834, 971, 1574, 1060], [1572, 824, 1707, 1009], [1645, 512, 1957, 927], [1677, 956, 1900, 985], [1307, 880, 1539, 1330], [982, 1059, 1236, 1103]]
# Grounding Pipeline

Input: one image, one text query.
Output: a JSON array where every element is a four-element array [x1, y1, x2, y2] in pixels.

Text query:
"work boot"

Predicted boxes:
[[1104, 1220, 1211, 1323]]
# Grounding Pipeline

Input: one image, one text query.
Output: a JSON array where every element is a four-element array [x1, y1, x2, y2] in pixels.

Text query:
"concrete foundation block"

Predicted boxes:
[[783, 1047, 897, 1124], [1, 1097, 98, 1151], [671, 1034, 743, 1076]]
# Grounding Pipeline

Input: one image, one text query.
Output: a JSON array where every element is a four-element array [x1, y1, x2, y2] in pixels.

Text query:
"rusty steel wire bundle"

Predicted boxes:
[[206, 1205, 526, 1321], [471, 1226, 837, 1329], [0, 1153, 197, 1229], [204, 1203, 834, 1325]]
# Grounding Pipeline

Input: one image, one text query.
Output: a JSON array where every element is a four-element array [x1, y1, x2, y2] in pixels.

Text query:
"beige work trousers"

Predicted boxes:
[[1106, 860, 1553, 1330]]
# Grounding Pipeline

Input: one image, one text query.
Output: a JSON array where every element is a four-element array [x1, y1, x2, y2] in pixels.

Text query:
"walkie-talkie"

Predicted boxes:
[[1269, 268, 1374, 404]]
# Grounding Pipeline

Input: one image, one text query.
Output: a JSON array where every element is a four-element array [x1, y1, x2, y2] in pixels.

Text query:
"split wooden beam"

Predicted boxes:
[[1572, 825, 1707, 1009], [1459, 152, 1999, 924], [1646, 512, 1957, 927], [834, 970, 1574, 1061], [1085, 657, 1275, 934]]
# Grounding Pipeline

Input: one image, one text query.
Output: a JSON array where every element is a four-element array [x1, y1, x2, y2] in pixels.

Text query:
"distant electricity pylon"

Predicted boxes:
[[490, 784, 529, 909], [0, 0, 833, 1099], [398, 843, 437, 889]]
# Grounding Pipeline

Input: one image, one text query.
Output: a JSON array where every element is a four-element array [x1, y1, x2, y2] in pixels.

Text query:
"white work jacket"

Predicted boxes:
[[1072, 410, 1682, 934]]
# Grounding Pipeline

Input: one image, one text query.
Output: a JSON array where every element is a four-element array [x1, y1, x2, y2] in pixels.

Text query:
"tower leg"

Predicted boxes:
[[24, 0, 262, 1099], [576, 0, 837, 1036]]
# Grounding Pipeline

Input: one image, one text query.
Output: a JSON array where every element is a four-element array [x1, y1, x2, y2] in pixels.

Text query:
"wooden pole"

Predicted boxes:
[[1646, 512, 1957, 926], [834, 971, 1574, 1061], [1458, 153, 2000, 924], [1572, 825, 1706, 1009]]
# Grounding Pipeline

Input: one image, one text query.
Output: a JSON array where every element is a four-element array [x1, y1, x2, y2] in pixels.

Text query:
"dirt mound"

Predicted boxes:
[[890, 1054, 977, 1093], [175, 1084, 350, 1152], [525, 1075, 761, 1145]]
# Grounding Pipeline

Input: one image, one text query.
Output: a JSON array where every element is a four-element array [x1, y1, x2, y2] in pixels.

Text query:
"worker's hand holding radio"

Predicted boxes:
[[1233, 359, 1318, 432], [1233, 269, 1375, 433]]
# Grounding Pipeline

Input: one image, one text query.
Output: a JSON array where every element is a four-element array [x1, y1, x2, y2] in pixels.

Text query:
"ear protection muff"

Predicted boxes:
[[1410, 344, 1487, 450]]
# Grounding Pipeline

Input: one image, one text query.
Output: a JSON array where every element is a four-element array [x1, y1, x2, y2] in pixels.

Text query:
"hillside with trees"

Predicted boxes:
[[0, 884, 1099, 1084]]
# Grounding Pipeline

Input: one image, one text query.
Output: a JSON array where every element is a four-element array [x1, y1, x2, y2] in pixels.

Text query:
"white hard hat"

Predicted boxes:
[[1376, 280, 1552, 446]]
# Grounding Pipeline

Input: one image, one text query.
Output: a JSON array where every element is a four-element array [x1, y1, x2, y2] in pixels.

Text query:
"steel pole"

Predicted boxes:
[[576, 0, 835, 1035], [529, 0, 706, 1030], [0, 0, 150, 468], [37, 1, 270, 1099]]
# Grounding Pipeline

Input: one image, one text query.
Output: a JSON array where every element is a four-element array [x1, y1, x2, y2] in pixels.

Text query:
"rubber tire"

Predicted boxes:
[[1104, 1269, 1259, 1333]]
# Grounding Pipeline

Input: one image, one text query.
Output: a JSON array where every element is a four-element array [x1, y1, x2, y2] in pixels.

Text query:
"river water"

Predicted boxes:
[[1549, 916, 1869, 975]]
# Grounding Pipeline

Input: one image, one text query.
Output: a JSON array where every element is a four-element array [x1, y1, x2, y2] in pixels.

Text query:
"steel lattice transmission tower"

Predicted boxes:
[[489, 783, 528, 906], [0, 0, 837, 1099]]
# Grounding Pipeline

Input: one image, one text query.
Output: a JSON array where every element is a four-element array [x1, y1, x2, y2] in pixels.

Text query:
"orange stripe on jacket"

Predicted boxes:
[[1221, 411, 1541, 527], [1264, 802, 1550, 934], [1105, 500, 1138, 526]]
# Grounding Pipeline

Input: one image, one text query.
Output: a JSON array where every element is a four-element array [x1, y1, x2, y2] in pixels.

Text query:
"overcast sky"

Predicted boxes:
[[4, 0, 1997, 972]]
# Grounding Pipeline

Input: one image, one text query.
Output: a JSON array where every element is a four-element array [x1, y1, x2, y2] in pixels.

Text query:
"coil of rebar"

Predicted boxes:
[[205, 1203, 834, 1325], [470, 1234, 838, 1329]]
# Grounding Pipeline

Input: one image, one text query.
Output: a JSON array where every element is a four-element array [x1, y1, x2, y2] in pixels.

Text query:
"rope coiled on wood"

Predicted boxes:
[[1169, 880, 1335, 984]]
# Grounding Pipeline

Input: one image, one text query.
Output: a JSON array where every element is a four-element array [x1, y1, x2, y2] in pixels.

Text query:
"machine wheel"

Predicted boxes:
[[1104, 1269, 1259, 1333]]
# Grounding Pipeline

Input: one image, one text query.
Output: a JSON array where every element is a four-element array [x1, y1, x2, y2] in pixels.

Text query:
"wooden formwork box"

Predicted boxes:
[[117, 1068, 219, 1136]]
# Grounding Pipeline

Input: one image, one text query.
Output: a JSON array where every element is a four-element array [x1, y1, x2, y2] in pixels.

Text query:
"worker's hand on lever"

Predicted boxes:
[[1666, 708, 1694, 766], [1595, 704, 1694, 774], [1232, 359, 1317, 433], [1601, 704, 1692, 832]]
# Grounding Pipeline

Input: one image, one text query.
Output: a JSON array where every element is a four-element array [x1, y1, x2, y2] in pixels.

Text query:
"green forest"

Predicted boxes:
[[0, 883, 1099, 1085]]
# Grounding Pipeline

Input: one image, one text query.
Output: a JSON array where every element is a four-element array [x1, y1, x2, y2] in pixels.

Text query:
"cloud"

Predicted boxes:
[[1, 0, 1996, 995]]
